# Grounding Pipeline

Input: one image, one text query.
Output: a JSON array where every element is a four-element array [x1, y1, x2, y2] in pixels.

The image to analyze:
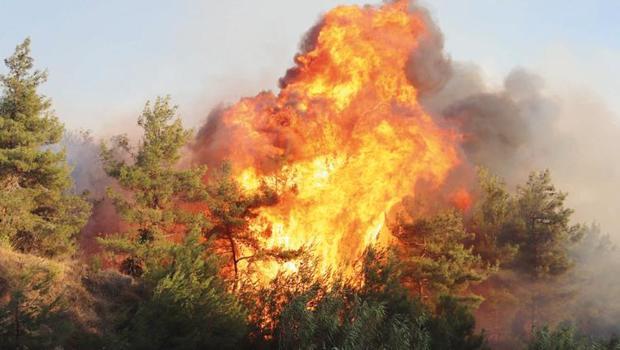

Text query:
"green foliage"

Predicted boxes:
[[470, 168, 583, 277], [248, 249, 486, 350], [528, 324, 589, 350], [429, 295, 488, 350], [261, 249, 431, 350], [0, 251, 74, 349], [506, 170, 584, 277], [0, 38, 90, 257], [394, 210, 488, 300], [471, 167, 518, 265], [527, 324, 620, 350], [99, 96, 209, 275], [277, 294, 427, 350], [123, 235, 248, 350], [97, 97, 252, 349]]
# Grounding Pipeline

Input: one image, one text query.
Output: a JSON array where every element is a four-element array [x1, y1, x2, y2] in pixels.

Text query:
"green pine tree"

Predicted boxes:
[[125, 235, 248, 350], [394, 210, 488, 301], [99, 96, 209, 276], [527, 323, 620, 350], [0, 38, 90, 257], [506, 170, 584, 277], [471, 167, 518, 266]]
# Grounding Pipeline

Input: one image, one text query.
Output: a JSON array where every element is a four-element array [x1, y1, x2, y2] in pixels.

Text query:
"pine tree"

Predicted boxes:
[[394, 210, 488, 301], [430, 295, 489, 350], [526, 323, 620, 350], [471, 168, 518, 266], [506, 170, 584, 277], [204, 163, 299, 289], [126, 235, 248, 350], [0, 38, 90, 257], [0, 258, 75, 349], [99, 99, 251, 348], [99, 96, 209, 276]]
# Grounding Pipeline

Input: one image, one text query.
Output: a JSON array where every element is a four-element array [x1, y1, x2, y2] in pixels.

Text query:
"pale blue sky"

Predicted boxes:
[[1, 0, 619, 132]]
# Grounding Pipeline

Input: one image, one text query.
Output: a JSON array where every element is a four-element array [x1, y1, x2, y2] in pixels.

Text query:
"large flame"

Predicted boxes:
[[199, 1, 462, 281]]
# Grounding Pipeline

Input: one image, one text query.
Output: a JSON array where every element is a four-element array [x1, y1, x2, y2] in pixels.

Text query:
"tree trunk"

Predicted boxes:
[[227, 231, 239, 291]]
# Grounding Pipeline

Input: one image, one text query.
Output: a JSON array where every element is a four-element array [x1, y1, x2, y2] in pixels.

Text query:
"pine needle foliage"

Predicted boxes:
[[0, 38, 90, 257]]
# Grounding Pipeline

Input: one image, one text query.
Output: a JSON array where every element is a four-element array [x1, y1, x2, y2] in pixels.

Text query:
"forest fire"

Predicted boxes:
[[196, 1, 463, 281], [5, 0, 620, 347]]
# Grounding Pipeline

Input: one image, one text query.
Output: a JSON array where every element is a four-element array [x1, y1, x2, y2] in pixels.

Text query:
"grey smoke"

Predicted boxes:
[[401, 3, 620, 235], [61, 130, 117, 256], [405, 3, 452, 96], [402, 1, 620, 344], [62, 130, 111, 199], [421, 64, 620, 236]]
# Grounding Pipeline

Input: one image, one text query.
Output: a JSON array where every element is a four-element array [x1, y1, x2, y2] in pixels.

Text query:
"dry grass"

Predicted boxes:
[[0, 247, 98, 335]]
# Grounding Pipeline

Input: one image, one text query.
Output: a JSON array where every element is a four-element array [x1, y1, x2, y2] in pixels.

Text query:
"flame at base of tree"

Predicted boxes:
[[196, 1, 464, 283]]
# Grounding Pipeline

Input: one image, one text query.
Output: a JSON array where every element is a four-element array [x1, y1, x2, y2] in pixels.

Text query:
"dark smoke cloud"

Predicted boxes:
[[405, 3, 452, 96], [421, 64, 620, 234], [443, 91, 528, 176], [399, 1, 620, 345], [399, 2, 620, 234], [279, 18, 325, 89], [432, 69, 547, 185], [190, 105, 229, 169]]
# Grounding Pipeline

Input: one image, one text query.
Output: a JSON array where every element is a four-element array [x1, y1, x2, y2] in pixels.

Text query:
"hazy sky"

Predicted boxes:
[[1, 0, 619, 133]]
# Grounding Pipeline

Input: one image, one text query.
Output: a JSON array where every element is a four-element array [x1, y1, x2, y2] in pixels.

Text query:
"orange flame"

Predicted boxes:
[[451, 188, 473, 212], [201, 1, 463, 281]]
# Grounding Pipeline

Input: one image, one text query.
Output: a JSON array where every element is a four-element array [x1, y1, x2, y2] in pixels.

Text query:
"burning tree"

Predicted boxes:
[[191, 0, 464, 283], [204, 162, 301, 289]]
